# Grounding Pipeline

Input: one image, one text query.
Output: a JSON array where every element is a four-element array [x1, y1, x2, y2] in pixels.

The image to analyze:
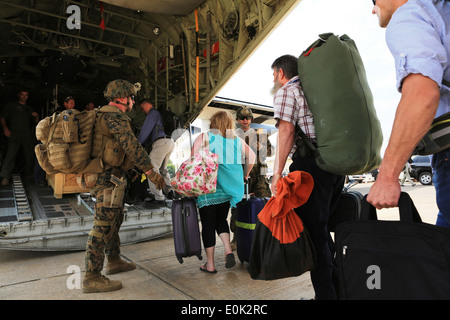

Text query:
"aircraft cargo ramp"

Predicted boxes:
[[0, 175, 173, 251]]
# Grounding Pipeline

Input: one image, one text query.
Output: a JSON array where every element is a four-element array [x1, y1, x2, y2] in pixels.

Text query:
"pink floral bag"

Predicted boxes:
[[171, 133, 219, 197]]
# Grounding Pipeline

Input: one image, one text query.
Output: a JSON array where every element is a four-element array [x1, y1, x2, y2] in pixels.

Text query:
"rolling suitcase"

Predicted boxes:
[[328, 181, 363, 232], [335, 192, 450, 300], [235, 183, 268, 263], [172, 198, 203, 264]]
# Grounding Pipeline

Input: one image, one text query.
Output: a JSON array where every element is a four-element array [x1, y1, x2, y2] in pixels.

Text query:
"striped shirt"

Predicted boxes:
[[273, 76, 315, 156]]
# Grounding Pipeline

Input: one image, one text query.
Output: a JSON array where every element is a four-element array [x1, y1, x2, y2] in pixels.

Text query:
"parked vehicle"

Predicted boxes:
[[369, 168, 379, 181], [410, 155, 433, 185], [347, 172, 374, 183]]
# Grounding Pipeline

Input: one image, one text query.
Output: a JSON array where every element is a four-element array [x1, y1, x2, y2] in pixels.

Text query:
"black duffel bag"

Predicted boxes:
[[247, 171, 317, 281], [335, 192, 450, 300]]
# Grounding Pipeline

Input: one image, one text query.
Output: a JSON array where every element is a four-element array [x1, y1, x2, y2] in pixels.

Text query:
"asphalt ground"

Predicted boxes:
[[0, 182, 439, 310]]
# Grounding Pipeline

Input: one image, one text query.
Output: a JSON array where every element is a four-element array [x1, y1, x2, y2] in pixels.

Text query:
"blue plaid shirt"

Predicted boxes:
[[386, 0, 449, 117]]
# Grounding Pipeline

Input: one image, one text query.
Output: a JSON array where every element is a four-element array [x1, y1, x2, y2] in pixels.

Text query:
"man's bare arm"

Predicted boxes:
[[271, 120, 295, 196], [367, 73, 440, 208]]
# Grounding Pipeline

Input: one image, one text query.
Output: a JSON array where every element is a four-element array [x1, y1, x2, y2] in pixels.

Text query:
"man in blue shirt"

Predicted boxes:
[[138, 98, 175, 206], [367, 0, 450, 227]]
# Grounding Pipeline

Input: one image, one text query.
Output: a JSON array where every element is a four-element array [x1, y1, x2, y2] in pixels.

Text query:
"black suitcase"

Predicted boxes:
[[171, 198, 203, 264], [328, 189, 363, 232], [335, 192, 450, 300]]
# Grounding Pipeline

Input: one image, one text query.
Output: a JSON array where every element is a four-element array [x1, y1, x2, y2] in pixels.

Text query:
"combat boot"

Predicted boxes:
[[106, 255, 136, 275], [82, 272, 122, 293]]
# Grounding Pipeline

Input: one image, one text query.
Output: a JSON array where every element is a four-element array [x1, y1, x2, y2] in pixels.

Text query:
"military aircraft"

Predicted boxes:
[[0, 0, 295, 250]]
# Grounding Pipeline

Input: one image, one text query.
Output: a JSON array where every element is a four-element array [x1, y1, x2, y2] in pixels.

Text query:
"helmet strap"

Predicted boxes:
[[113, 97, 132, 112]]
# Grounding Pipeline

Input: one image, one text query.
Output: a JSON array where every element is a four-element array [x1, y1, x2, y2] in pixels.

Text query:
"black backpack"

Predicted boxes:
[[158, 107, 184, 141]]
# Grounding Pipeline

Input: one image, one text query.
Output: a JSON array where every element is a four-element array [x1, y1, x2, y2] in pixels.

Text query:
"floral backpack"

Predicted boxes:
[[171, 132, 219, 197]]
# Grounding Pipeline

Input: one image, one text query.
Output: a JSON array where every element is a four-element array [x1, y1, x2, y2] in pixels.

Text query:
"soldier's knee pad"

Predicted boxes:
[[88, 220, 112, 242], [88, 219, 119, 243]]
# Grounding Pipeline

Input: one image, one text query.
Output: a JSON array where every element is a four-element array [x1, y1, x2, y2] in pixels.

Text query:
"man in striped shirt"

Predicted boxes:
[[271, 55, 344, 300]]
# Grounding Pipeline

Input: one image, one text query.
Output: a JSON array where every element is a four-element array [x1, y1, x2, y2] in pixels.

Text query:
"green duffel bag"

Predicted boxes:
[[297, 33, 383, 175]]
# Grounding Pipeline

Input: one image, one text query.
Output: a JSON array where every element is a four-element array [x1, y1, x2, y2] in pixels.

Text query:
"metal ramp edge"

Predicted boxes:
[[12, 175, 32, 222]]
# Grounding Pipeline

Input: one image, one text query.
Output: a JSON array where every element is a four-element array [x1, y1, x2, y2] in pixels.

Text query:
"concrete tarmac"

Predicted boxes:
[[0, 182, 439, 302]]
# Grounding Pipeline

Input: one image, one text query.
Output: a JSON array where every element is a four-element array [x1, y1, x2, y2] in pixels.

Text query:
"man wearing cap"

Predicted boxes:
[[367, 0, 449, 228], [230, 107, 272, 249], [82, 79, 165, 293], [235, 106, 272, 198]]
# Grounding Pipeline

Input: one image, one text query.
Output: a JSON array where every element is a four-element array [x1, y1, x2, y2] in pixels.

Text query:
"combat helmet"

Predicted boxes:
[[236, 106, 253, 119], [103, 79, 141, 101]]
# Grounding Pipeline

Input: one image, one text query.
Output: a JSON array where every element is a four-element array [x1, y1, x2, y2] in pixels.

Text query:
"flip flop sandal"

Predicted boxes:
[[200, 263, 217, 274], [225, 253, 236, 269]]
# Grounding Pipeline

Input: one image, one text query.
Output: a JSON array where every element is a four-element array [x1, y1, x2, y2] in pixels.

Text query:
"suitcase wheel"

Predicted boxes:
[[177, 256, 184, 264], [197, 254, 203, 261]]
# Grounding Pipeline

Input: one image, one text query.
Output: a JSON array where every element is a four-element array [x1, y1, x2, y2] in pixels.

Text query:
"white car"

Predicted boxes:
[[347, 173, 374, 183]]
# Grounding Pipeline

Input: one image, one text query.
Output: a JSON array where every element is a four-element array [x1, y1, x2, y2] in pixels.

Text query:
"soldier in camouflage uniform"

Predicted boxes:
[[235, 107, 272, 198], [82, 79, 164, 293], [231, 107, 273, 249]]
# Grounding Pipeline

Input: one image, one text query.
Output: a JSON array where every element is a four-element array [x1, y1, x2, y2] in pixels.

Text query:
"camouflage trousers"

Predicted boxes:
[[85, 171, 127, 274], [247, 163, 271, 198]]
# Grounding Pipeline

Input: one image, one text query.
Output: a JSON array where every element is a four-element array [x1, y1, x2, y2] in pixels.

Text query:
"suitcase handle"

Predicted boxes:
[[360, 192, 422, 223]]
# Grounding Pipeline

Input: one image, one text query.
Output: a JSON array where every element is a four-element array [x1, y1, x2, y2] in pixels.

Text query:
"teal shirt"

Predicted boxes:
[[196, 132, 244, 208]]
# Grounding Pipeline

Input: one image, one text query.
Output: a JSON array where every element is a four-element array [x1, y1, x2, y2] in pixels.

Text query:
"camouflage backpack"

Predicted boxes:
[[36, 79, 140, 175], [34, 107, 124, 187], [35, 109, 99, 176]]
